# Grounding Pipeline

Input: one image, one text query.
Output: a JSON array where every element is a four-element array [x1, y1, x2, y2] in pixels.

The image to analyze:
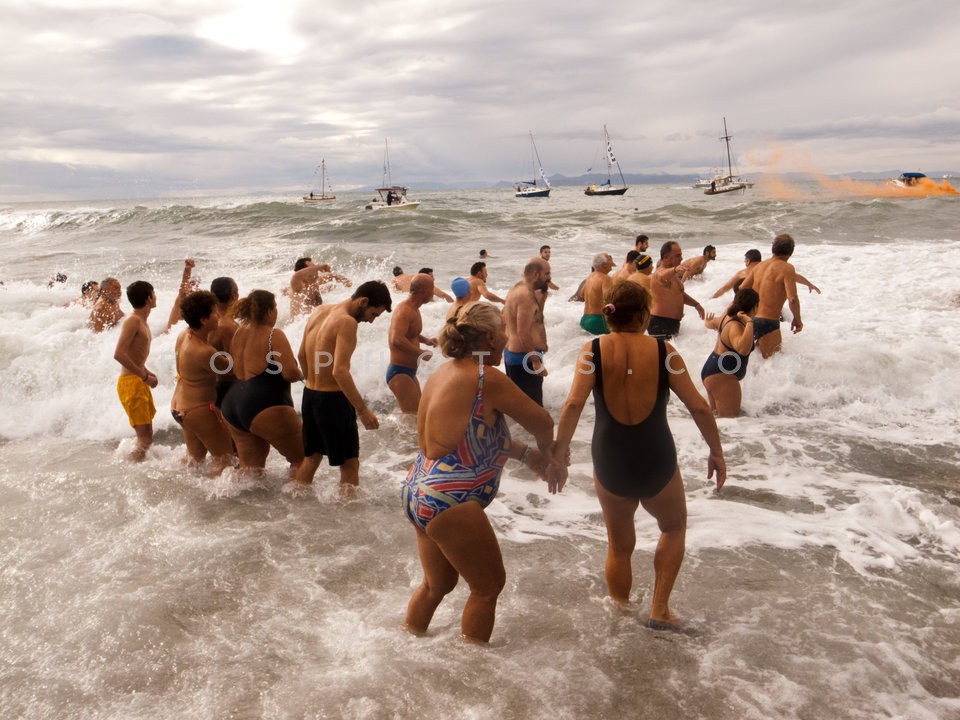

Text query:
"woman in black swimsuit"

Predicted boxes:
[[701, 287, 759, 417], [220, 290, 304, 476], [553, 282, 726, 629]]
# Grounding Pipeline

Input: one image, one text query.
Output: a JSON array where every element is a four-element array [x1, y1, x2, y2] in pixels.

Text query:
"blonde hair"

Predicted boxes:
[[439, 301, 502, 359]]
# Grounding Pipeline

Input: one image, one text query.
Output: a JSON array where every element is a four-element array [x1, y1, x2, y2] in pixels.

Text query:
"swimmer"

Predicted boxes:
[[553, 281, 725, 627], [647, 241, 704, 340], [740, 233, 804, 358], [219, 290, 304, 476], [503, 258, 551, 406], [172, 291, 234, 474], [90, 277, 124, 332], [387, 274, 437, 414], [701, 288, 760, 417], [292, 281, 392, 497], [402, 301, 557, 642], [113, 281, 159, 461], [467, 262, 505, 304], [579, 252, 615, 335]]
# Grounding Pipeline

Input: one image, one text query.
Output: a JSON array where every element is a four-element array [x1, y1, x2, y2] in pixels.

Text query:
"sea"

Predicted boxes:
[[1, 181, 958, 719]]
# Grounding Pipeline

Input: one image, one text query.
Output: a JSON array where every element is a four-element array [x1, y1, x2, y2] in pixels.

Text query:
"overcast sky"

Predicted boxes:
[[2, 0, 958, 200]]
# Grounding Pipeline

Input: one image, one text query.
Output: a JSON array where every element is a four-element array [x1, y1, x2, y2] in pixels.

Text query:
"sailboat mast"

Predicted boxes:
[[383, 139, 392, 188], [531, 132, 549, 187], [321, 158, 326, 196], [604, 124, 627, 187], [722, 117, 734, 179]]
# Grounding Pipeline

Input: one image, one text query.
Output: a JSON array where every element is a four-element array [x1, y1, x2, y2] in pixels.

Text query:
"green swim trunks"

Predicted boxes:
[[579, 314, 609, 335]]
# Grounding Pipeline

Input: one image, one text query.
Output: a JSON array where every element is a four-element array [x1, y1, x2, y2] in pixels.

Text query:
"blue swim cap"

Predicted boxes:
[[451, 277, 470, 299]]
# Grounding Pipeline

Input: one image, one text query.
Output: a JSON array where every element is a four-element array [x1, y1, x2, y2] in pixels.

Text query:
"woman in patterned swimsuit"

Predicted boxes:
[[403, 302, 557, 642]]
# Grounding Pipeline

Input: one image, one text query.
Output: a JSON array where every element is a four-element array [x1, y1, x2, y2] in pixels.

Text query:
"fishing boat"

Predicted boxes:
[[704, 117, 751, 195], [302, 158, 336, 203], [584, 125, 628, 196], [515, 132, 551, 198], [364, 140, 420, 211]]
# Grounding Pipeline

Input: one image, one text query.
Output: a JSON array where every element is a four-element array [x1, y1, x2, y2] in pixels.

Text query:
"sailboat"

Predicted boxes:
[[515, 132, 551, 198], [704, 117, 751, 195], [364, 139, 420, 211], [302, 158, 336, 203], [585, 125, 628, 196]]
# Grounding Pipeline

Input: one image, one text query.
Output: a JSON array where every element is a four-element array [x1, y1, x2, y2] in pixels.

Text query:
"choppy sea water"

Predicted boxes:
[[1, 183, 959, 719]]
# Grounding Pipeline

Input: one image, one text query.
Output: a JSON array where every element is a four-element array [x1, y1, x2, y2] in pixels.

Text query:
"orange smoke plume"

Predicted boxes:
[[744, 143, 958, 199]]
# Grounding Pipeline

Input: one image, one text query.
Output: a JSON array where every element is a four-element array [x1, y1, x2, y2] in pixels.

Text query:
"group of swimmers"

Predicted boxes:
[[82, 230, 813, 641]]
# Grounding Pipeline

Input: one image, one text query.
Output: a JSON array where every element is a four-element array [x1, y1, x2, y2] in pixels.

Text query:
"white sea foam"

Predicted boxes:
[[1, 187, 958, 719]]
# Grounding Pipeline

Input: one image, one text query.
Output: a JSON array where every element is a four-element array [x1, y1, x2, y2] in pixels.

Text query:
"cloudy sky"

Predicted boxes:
[[2, 0, 958, 200]]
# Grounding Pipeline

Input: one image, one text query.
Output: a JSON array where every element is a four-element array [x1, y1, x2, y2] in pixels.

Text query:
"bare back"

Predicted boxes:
[[743, 257, 797, 319], [299, 304, 336, 389], [230, 323, 300, 382], [582, 271, 613, 315], [310, 307, 358, 392], [595, 333, 664, 424]]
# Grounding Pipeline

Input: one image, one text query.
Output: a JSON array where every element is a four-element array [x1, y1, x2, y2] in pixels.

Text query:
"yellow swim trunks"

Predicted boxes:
[[117, 374, 156, 427]]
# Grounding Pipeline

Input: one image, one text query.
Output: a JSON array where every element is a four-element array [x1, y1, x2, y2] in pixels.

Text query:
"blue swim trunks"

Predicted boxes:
[[386, 363, 418, 384]]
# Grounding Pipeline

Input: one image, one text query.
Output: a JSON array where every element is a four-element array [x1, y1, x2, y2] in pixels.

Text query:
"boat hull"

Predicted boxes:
[[704, 183, 747, 195], [513, 188, 550, 197], [302, 196, 335, 203], [585, 186, 628, 196], [364, 200, 420, 211]]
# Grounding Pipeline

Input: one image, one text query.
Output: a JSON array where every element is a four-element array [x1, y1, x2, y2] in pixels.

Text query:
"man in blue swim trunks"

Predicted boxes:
[[741, 233, 804, 358], [503, 258, 551, 405], [292, 281, 392, 497], [387, 274, 438, 414]]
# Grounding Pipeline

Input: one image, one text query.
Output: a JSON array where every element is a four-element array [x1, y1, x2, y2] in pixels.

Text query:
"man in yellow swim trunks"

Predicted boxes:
[[114, 280, 159, 461]]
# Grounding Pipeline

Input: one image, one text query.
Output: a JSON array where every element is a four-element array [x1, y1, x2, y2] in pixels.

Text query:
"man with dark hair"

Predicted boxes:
[[113, 280, 158, 461], [679, 245, 717, 282], [467, 261, 505, 303], [741, 233, 804, 358], [635, 234, 650, 253], [613, 250, 641, 283], [538, 245, 560, 295], [387, 274, 438, 414], [503, 258, 551, 405], [292, 280, 392, 497], [647, 241, 704, 340], [290, 257, 352, 316], [208, 277, 240, 407], [712, 249, 762, 299], [392, 267, 453, 301], [90, 277, 124, 332]]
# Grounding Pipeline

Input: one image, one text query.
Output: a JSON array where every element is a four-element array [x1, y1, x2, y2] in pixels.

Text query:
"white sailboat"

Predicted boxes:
[[585, 124, 628, 196], [704, 117, 752, 195], [364, 140, 420, 211], [302, 158, 336, 203], [515, 132, 551, 198]]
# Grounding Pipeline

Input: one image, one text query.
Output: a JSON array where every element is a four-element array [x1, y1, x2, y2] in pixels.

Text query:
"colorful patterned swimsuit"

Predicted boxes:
[[403, 364, 512, 531]]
